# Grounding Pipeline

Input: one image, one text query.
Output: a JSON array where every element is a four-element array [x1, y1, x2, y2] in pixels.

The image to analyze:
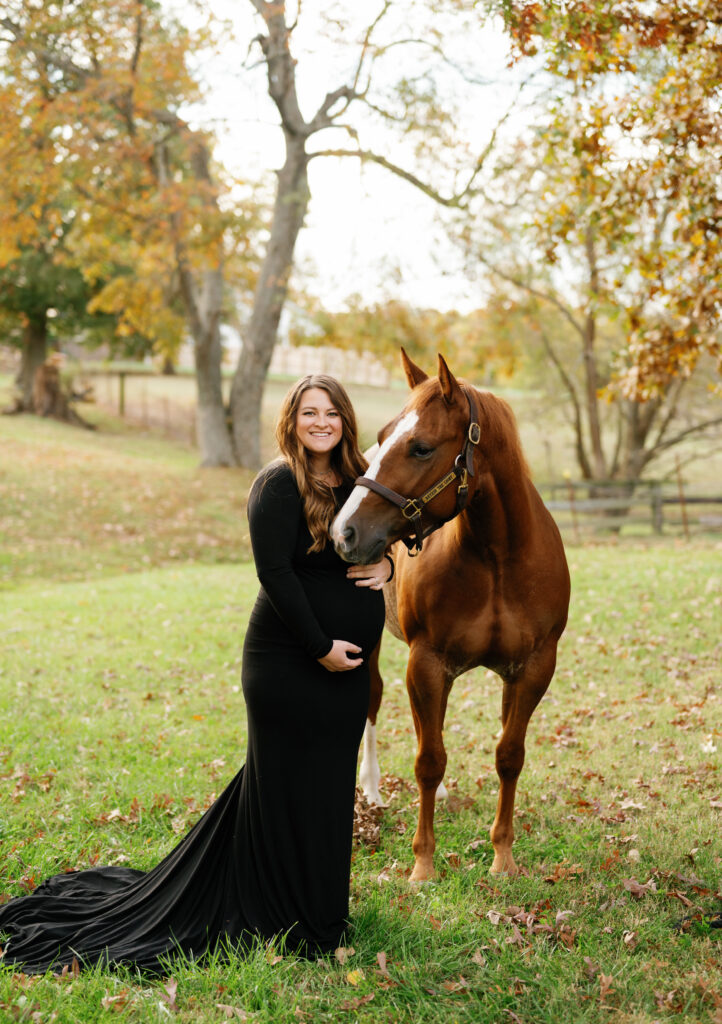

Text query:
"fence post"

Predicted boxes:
[[675, 457, 690, 541], [118, 371, 126, 417], [651, 482, 663, 534]]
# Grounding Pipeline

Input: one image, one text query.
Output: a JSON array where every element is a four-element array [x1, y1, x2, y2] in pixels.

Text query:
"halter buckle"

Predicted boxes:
[[401, 498, 423, 521], [468, 422, 481, 445]]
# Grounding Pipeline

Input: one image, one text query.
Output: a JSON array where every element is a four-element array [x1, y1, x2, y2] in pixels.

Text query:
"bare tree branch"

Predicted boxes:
[[650, 415, 722, 455], [307, 85, 361, 133], [351, 0, 393, 94], [477, 254, 587, 340]]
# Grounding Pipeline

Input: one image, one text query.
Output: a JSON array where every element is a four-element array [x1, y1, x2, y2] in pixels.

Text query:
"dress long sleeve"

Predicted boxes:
[[247, 462, 333, 660]]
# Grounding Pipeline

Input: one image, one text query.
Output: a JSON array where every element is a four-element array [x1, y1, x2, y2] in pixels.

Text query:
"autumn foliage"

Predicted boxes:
[[501, 0, 722, 393]]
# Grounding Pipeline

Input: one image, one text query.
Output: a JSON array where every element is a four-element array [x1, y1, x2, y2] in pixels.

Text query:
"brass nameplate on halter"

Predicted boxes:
[[421, 470, 459, 505]]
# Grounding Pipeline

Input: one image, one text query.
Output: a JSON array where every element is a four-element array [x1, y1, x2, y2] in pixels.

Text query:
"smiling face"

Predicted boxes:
[[294, 387, 344, 462]]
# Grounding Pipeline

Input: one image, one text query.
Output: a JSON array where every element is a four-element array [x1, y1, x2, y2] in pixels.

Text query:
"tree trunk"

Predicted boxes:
[[194, 267, 236, 467], [14, 314, 48, 410], [229, 138, 310, 469]]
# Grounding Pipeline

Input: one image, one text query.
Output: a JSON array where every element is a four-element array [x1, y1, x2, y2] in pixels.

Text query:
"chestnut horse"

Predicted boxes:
[[331, 351, 570, 881]]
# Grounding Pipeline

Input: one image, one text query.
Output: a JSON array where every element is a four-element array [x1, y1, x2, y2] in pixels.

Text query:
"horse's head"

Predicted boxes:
[[331, 350, 480, 563]]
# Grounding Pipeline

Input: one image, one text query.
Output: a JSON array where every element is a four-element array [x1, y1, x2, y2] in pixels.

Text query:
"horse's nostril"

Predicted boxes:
[[343, 525, 357, 549]]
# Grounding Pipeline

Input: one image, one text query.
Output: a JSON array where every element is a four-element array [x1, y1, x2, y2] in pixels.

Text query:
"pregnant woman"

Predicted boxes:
[[0, 375, 390, 973]]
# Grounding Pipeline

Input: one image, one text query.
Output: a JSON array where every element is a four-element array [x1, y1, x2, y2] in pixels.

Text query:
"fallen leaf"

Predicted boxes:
[[619, 799, 645, 811], [101, 990, 131, 1011], [442, 975, 469, 993], [599, 973, 614, 1003], [376, 951, 391, 977], [544, 860, 584, 884], [471, 949, 487, 967], [334, 946, 355, 965], [623, 930, 639, 950], [623, 877, 658, 899], [584, 957, 599, 979], [160, 978, 178, 1012], [216, 1005, 253, 1021], [340, 994, 375, 1010], [346, 968, 365, 986]]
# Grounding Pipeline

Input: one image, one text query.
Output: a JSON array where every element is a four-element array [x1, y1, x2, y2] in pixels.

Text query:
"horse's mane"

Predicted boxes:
[[467, 385, 530, 479]]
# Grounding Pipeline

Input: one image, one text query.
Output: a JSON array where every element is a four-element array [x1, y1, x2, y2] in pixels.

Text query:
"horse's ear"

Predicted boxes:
[[437, 353, 462, 405], [400, 347, 428, 389]]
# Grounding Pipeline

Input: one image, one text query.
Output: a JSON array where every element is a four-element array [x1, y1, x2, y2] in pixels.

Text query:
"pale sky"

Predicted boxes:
[[180, 1, 532, 312]]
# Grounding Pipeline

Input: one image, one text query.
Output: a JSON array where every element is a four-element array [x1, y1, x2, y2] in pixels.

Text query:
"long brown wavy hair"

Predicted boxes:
[[276, 375, 368, 552]]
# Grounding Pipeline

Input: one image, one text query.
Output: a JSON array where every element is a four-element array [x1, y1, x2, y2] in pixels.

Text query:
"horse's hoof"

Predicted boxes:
[[410, 862, 436, 884], [490, 855, 519, 877]]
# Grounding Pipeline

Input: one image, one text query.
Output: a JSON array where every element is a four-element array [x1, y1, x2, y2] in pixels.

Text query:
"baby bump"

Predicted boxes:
[[302, 575, 385, 657]]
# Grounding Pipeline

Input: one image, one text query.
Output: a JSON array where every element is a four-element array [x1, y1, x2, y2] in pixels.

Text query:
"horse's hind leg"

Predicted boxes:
[[490, 639, 558, 875], [407, 645, 452, 882], [359, 639, 384, 805]]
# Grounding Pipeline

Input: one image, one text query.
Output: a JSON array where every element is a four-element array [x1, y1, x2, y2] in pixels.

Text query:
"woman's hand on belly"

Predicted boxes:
[[318, 640, 363, 672], [346, 558, 392, 590]]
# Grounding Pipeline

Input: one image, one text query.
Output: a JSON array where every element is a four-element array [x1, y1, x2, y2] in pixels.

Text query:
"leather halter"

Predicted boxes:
[[354, 387, 481, 556]]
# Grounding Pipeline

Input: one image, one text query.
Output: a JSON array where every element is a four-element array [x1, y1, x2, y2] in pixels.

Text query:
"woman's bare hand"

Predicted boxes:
[[318, 639, 363, 672], [346, 558, 392, 590]]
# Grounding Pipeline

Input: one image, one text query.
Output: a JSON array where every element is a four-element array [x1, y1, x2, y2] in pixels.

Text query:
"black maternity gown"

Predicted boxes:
[[0, 461, 385, 974]]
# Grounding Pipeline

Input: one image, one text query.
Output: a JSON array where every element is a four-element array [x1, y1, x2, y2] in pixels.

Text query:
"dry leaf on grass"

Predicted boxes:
[[216, 1005, 254, 1021], [340, 993, 375, 1011], [160, 978, 178, 1013], [441, 975, 469, 993], [623, 877, 658, 899], [599, 973, 615, 1003], [101, 989, 131, 1011]]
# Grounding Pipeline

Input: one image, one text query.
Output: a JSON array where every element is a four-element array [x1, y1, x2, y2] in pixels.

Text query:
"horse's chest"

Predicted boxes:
[[403, 574, 537, 676]]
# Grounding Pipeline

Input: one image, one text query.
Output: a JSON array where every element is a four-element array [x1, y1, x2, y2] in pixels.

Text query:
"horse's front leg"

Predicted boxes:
[[407, 645, 451, 882], [491, 639, 558, 875], [359, 639, 384, 805]]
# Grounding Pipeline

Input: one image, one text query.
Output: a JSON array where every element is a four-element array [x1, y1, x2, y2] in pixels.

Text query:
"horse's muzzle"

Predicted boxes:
[[331, 520, 388, 565]]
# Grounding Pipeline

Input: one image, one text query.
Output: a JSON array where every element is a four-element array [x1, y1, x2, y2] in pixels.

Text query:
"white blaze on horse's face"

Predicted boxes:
[[331, 410, 419, 551]]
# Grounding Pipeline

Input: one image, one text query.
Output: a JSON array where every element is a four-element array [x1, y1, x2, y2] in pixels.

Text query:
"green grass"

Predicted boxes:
[[1, 412, 721, 1022]]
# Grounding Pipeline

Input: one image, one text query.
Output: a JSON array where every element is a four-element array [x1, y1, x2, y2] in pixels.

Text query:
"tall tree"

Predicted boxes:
[[450, 1, 722, 483], [0, 1, 259, 462], [498, 0, 722, 393], [230, 0, 502, 467]]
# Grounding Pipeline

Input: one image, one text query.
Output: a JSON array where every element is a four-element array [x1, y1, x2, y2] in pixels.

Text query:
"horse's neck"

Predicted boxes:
[[458, 390, 533, 554], [461, 457, 533, 556]]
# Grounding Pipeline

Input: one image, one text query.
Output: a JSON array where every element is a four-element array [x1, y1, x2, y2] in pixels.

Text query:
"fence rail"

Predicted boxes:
[[540, 479, 722, 538]]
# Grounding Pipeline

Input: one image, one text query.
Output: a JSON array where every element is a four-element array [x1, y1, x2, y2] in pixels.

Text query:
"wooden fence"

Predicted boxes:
[[541, 479, 722, 539]]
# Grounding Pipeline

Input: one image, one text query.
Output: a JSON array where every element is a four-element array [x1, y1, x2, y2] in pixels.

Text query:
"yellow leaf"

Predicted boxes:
[[346, 969, 365, 986]]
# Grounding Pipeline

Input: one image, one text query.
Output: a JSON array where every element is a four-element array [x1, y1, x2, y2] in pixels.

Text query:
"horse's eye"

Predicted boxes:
[[411, 444, 434, 459]]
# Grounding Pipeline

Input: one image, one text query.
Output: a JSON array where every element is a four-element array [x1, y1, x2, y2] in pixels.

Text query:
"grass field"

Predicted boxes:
[[0, 410, 721, 1023]]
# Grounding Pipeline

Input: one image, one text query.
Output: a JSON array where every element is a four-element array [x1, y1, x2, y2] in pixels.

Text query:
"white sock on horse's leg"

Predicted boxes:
[[359, 720, 382, 805], [436, 781, 448, 800]]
